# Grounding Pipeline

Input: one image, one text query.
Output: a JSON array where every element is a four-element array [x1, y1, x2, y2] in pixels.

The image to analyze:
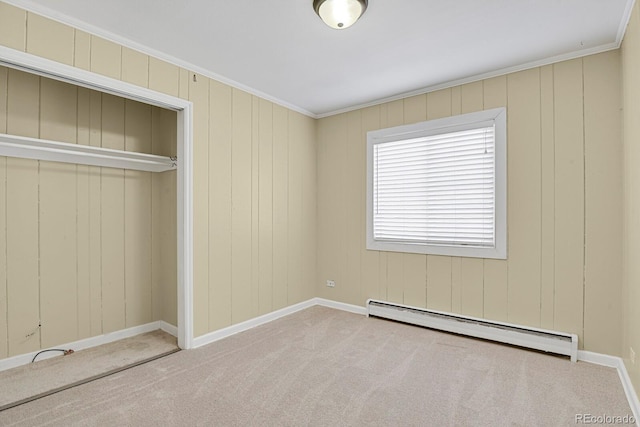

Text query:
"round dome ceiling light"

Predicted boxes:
[[313, 0, 368, 30]]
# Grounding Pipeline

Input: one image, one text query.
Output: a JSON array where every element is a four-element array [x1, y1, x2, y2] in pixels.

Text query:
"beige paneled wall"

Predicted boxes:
[[622, 0, 640, 394], [317, 51, 623, 355], [151, 108, 178, 327], [0, 65, 176, 358], [200, 85, 316, 335], [0, 2, 317, 355]]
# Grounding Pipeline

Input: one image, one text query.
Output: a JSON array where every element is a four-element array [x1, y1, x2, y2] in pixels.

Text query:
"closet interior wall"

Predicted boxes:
[[0, 66, 177, 360]]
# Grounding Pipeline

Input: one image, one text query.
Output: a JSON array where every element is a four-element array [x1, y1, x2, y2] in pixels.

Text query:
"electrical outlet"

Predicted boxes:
[[326, 279, 336, 288], [631, 347, 636, 365]]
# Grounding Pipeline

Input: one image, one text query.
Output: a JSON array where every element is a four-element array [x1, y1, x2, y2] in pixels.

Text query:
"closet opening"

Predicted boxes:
[[0, 45, 194, 369]]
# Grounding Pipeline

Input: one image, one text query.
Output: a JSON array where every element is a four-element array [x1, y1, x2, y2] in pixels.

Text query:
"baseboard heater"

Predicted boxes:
[[366, 299, 578, 362]]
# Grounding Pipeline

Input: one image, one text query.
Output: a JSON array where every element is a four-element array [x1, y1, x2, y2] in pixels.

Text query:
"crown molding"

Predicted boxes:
[[0, 0, 317, 118], [315, 41, 621, 118], [3, 0, 635, 120]]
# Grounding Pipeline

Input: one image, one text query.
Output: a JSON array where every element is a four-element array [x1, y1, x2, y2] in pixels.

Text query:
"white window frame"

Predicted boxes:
[[366, 107, 507, 259]]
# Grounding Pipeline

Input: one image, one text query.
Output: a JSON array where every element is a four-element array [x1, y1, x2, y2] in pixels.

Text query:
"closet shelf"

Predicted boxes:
[[0, 133, 176, 172]]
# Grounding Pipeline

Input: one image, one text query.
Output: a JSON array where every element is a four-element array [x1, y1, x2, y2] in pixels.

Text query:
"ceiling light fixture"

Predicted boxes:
[[313, 0, 368, 30]]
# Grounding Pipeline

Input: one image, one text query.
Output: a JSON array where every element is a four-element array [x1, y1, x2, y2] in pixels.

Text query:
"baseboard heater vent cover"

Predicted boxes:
[[366, 299, 578, 362]]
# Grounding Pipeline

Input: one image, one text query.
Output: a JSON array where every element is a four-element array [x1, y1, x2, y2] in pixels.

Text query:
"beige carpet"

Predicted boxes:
[[0, 307, 633, 426], [0, 329, 178, 411]]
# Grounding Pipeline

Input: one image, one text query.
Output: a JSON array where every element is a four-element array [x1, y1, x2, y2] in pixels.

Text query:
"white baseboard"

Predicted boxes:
[[192, 299, 317, 348], [159, 321, 178, 338], [0, 321, 172, 373], [577, 351, 640, 426], [314, 297, 367, 315], [191, 298, 367, 349], [577, 350, 620, 368], [618, 360, 640, 426]]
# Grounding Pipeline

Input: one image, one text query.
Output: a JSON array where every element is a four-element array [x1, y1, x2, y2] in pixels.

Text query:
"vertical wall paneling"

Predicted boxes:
[[460, 260, 483, 318], [123, 49, 153, 329], [553, 59, 585, 341], [287, 113, 304, 305], [622, 0, 640, 390], [317, 115, 342, 301], [272, 105, 289, 309], [209, 80, 232, 330], [231, 89, 252, 323], [258, 99, 274, 315], [250, 97, 260, 317], [403, 94, 427, 123], [482, 75, 509, 322], [344, 110, 363, 306], [583, 51, 623, 355], [540, 65, 556, 329], [0, 3, 26, 51], [151, 108, 177, 326], [74, 34, 92, 340], [506, 68, 542, 327], [361, 106, 382, 302], [90, 36, 121, 80], [451, 86, 462, 116], [88, 90, 103, 336], [179, 69, 189, 100], [426, 256, 452, 312], [121, 48, 149, 88], [450, 257, 462, 314], [191, 74, 210, 336], [301, 114, 316, 302], [6, 69, 40, 356], [76, 87, 91, 340], [460, 256, 484, 318], [124, 100, 153, 328], [90, 35, 120, 333], [0, 67, 8, 358], [100, 94, 126, 333], [74, 31, 91, 71], [0, 68, 7, 130], [427, 89, 452, 120], [148, 58, 179, 97], [460, 81, 484, 111], [167, 135, 178, 326], [39, 78, 78, 348], [26, 13, 74, 66]]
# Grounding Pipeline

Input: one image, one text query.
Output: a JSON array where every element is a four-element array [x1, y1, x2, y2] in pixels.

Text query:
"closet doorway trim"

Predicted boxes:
[[0, 45, 194, 350]]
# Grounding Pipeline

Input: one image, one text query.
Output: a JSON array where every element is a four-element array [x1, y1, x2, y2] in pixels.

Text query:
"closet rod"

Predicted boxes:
[[0, 133, 176, 173]]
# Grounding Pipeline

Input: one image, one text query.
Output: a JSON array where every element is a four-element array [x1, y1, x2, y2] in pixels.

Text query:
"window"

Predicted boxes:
[[366, 107, 506, 259]]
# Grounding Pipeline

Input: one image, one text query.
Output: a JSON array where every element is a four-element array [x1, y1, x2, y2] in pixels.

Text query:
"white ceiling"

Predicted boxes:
[[4, 0, 634, 117]]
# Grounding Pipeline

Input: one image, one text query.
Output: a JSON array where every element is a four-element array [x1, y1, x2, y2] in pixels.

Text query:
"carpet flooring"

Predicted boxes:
[[0, 306, 633, 426], [0, 330, 178, 411]]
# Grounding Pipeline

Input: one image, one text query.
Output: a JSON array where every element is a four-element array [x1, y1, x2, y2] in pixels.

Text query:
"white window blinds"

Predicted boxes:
[[372, 125, 496, 248]]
